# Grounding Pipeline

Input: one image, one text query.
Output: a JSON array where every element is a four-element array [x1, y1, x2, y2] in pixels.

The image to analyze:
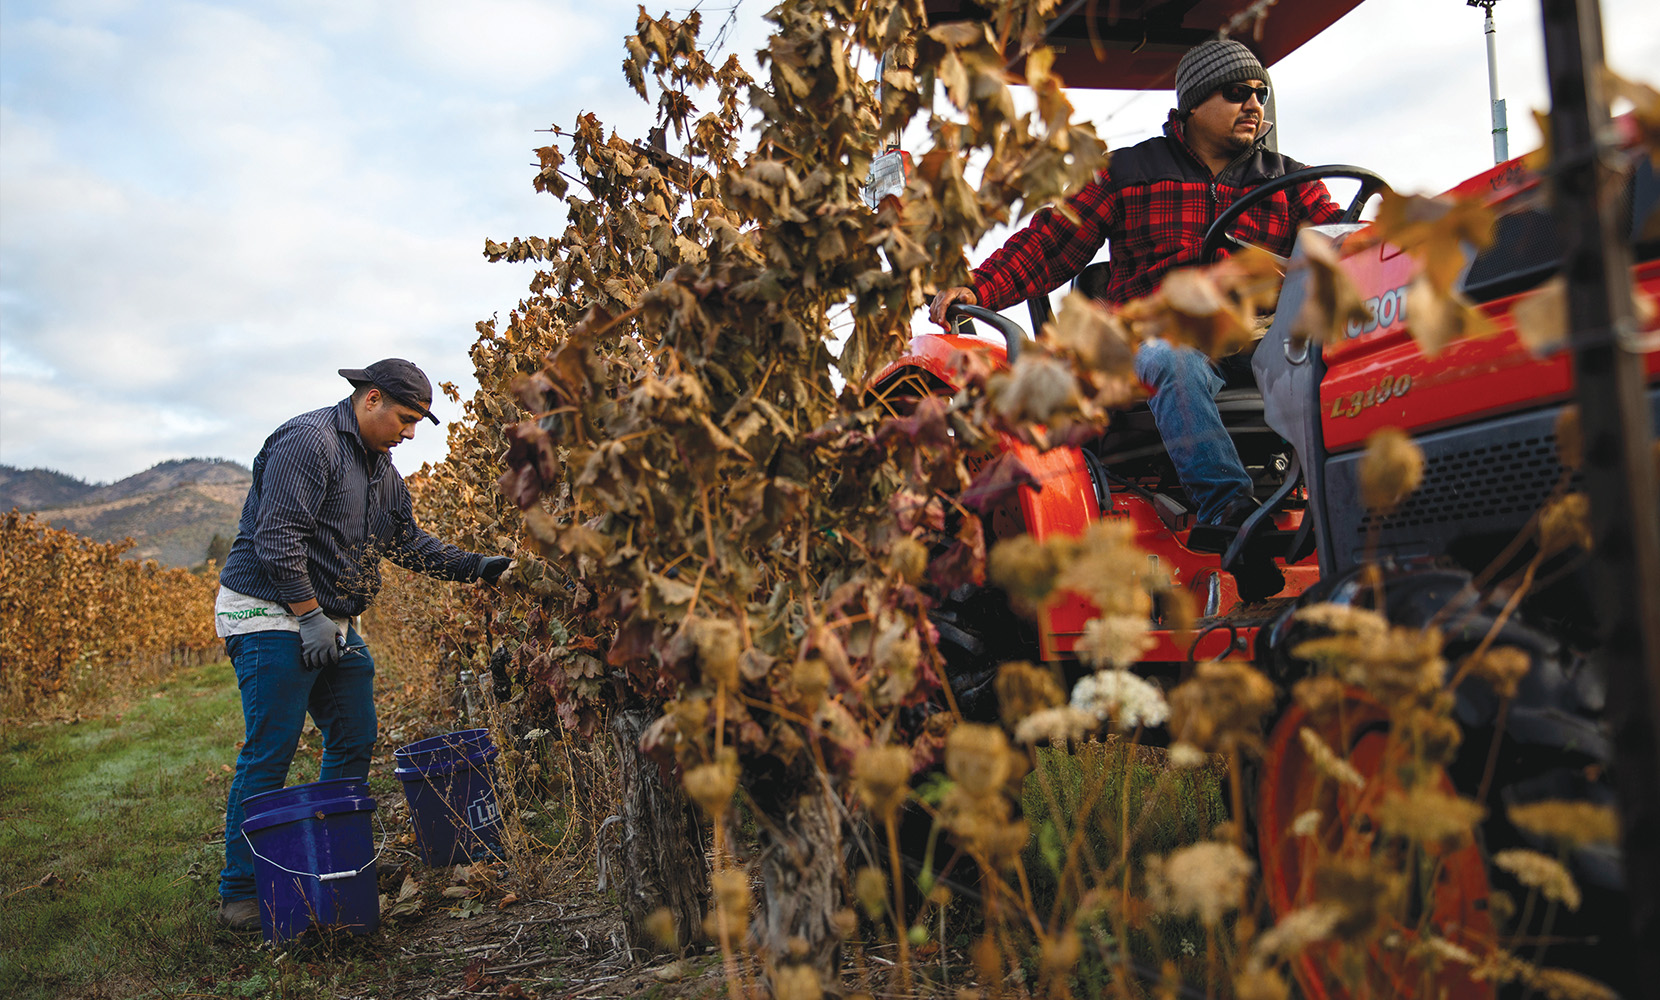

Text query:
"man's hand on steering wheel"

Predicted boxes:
[[929, 286, 978, 330]]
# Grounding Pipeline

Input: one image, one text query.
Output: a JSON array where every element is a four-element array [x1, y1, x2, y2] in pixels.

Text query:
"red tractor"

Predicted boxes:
[[872, 2, 1660, 996]]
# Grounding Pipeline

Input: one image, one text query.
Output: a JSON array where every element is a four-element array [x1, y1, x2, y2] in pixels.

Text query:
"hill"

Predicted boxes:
[[0, 466, 99, 510], [5, 459, 250, 568]]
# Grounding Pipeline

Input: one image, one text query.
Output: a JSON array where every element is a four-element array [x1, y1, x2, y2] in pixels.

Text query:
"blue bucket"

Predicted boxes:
[[240, 779, 380, 944], [393, 729, 503, 866]]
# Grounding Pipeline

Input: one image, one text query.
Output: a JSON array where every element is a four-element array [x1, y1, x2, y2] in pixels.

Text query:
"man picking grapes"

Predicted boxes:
[[210, 358, 510, 931]]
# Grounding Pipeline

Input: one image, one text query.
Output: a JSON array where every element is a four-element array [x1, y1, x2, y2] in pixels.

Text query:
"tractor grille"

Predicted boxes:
[[1355, 431, 1572, 534], [1321, 390, 1660, 570]]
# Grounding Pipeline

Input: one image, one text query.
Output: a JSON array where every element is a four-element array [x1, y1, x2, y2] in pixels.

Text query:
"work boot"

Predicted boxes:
[[217, 898, 260, 932], [1186, 497, 1260, 554]]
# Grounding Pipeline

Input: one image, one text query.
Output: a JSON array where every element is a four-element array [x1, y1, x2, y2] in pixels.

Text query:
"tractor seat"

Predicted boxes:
[[1097, 385, 1271, 465]]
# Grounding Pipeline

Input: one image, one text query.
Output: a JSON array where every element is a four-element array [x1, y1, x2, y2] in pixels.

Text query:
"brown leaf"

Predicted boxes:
[[1511, 275, 1569, 356], [1606, 68, 1660, 167], [1140, 269, 1256, 358], [1289, 230, 1371, 348], [1405, 275, 1497, 356], [991, 353, 1081, 424], [1048, 292, 1137, 374], [1371, 191, 1495, 295], [961, 453, 1038, 514]]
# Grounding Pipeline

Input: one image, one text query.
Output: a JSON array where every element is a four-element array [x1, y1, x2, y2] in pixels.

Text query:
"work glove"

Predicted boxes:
[[297, 608, 343, 672], [478, 556, 512, 585]]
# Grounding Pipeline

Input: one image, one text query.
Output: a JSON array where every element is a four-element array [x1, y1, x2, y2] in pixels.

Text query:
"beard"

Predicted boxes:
[[1225, 119, 1260, 151]]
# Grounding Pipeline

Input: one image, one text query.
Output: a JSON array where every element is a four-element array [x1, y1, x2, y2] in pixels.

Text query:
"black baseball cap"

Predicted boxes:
[[338, 358, 440, 424]]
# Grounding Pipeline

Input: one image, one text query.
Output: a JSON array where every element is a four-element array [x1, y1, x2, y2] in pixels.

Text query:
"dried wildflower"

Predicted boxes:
[[1529, 968, 1618, 1000], [1507, 799, 1620, 847], [792, 656, 830, 711], [1040, 930, 1082, 975], [1146, 841, 1253, 926], [1401, 705, 1464, 763], [1295, 624, 1446, 703], [645, 906, 678, 948], [832, 908, 858, 938], [713, 868, 750, 915], [1465, 645, 1531, 698], [995, 661, 1065, 724], [945, 723, 1013, 798], [1314, 857, 1403, 941], [888, 536, 928, 584], [1420, 935, 1479, 967], [872, 619, 921, 706], [1291, 809, 1323, 837], [939, 784, 1029, 869], [1379, 785, 1484, 846], [1167, 660, 1277, 752], [772, 964, 822, 1000], [1493, 848, 1581, 910], [1298, 727, 1366, 789], [1359, 427, 1424, 512], [1253, 903, 1341, 962], [1539, 493, 1592, 557], [683, 752, 739, 816], [855, 867, 886, 918], [1555, 406, 1582, 470], [853, 744, 913, 816], [987, 534, 1059, 610], [1295, 603, 1389, 639], [1292, 675, 1348, 717], [1071, 669, 1170, 731], [1166, 742, 1207, 769], [1233, 968, 1290, 1000], [704, 868, 751, 945], [972, 934, 1001, 984], [1472, 947, 1537, 986], [692, 617, 741, 688], [1054, 523, 1154, 618], [1076, 614, 1155, 670], [1014, 706, 1099, 745]]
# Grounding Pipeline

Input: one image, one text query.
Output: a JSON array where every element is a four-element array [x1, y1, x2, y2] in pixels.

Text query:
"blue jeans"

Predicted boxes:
[[219, 626, 377, 902], [1134, 338, 1254, 525]]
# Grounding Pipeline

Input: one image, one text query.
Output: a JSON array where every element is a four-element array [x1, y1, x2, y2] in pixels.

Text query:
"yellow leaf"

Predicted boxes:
[[1288, 230, 1370, 348], [1511, 275, 1569, 356], [1605, 68, 1660, 167], [1048, 292, 1137, 375], [1405, 274, 1496, 356]]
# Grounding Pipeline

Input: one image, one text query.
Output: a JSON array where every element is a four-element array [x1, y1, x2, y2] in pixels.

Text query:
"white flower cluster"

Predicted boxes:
[[1013, 706, 1099, 746], [1070, 669, 1169, 731]]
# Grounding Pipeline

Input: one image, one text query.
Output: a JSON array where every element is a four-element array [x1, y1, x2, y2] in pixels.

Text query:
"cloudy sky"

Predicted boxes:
[[3, 0, 1656, 484]]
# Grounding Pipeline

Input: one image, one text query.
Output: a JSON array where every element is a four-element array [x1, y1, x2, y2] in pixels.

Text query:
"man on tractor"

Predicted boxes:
[[928, 38, 1344, 599]]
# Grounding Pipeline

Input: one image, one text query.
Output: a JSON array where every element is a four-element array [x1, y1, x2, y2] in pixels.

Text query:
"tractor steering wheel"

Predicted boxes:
[[1199, 164, 1390, 264]]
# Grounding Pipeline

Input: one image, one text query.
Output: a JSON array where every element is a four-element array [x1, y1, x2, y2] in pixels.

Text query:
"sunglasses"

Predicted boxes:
[[1218, 82, 1271, 105]]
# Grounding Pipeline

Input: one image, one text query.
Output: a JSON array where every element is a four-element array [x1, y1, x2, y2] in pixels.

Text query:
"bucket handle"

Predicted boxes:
[[243, 810, 389, 883]]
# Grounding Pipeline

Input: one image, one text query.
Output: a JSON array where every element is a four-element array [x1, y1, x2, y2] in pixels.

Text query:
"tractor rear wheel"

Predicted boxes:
[[1257, 691, 1497, 1000]]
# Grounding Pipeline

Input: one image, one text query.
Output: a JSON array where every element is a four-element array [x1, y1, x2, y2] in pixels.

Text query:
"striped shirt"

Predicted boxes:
[[219, 398, 482, 618]]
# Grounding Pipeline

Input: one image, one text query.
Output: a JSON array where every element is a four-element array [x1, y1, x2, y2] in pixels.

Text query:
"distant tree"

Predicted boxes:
[[198, 532, 233, 574]]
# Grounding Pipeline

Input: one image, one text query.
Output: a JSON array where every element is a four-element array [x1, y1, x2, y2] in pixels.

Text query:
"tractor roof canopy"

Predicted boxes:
[[924, 0, 1366, 91]]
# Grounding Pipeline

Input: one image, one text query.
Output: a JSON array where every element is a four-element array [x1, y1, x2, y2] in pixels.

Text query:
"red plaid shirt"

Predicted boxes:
[[971, 117, 1342, 309]]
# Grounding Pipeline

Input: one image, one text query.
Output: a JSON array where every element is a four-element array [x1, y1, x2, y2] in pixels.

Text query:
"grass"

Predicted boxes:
[[0, 661, 251, 997], [0, 660, 401, 1000], [1020, 738, 1231, 991]]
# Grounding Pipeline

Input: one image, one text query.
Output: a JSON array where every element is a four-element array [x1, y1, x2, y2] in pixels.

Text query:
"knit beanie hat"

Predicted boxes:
[[1175, 39, 1270, 113]]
